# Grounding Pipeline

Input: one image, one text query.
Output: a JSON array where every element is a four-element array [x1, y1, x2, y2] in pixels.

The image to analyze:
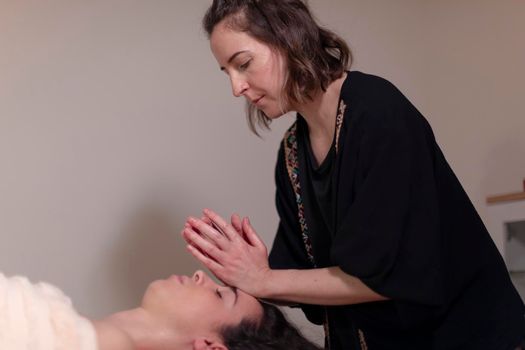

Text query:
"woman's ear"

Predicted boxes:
[[193, 337, 228, 350]]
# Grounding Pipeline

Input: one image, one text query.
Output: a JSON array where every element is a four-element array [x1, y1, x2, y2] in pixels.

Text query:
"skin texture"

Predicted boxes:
[[93, 270, 263, 350], [182, 20, 387, 308]]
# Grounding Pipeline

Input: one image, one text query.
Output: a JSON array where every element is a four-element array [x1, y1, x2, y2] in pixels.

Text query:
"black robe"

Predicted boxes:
[[269, 71, 525, 349]]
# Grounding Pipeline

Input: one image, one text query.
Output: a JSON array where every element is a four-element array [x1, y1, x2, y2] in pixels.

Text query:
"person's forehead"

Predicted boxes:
[[211, 22, 261, 50], [236, 290, 263, 319]]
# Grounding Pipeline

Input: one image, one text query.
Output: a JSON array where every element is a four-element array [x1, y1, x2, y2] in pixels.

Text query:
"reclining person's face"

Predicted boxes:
[[141, 270, 263, 341]]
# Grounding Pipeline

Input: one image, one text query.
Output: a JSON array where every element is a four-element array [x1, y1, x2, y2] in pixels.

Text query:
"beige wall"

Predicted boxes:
[[1, 0, 524, 343]]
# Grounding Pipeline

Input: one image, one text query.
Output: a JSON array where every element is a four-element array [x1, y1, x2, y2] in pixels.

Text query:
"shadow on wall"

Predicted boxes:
[[96, 202, 200, 313]]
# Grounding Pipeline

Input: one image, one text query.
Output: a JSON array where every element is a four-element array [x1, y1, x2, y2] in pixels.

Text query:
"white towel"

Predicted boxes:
[[0, 273, 98, 350]]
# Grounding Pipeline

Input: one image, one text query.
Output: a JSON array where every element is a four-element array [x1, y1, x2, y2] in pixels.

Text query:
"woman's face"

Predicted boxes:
[[141, 270, 263, 338], [210, 20, 289, 118]]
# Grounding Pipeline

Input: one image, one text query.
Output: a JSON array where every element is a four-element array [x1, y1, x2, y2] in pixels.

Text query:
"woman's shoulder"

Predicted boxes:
[[345, 70, 407, 108], [93, 320, 136, 350], [344, 71, 426, 132]]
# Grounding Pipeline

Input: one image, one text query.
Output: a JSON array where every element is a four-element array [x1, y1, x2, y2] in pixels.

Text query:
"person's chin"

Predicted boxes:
[[262, 107, 289, 120], [144, 278, 169, 295]]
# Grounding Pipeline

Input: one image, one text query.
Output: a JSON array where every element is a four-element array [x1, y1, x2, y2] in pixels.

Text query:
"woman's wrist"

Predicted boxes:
[[255, 268, 289, 300], [252, 267, 276, 299]]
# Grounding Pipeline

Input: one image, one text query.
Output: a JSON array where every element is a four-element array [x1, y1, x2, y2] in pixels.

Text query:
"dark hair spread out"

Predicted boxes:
[[203, 0, 352, 135], [220, 303, 322, 350]]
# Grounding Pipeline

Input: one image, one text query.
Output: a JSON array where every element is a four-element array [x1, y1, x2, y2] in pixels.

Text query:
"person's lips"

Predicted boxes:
[[252, 95, 264, 105]]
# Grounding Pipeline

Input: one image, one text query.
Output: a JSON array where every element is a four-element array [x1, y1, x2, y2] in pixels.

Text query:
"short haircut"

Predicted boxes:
[[203, 0, 352, 135]]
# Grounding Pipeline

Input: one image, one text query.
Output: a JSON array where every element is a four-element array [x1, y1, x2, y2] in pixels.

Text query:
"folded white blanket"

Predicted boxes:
[[0, 273, 98, 350]]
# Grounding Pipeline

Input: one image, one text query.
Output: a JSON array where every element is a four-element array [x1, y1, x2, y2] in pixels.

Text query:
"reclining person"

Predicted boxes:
[[0, 270, 320, 350]]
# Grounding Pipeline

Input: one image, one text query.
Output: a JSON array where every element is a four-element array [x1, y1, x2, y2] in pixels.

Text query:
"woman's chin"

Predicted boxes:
[[263, 107, 289, 120]]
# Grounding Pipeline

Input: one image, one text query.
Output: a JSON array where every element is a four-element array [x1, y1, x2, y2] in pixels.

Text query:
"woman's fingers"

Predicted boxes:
[[201, 215, 212, 225], [231, 213, 242, 233], [186, 216, 230, 249], [203, 209, 239, 242], [232, 213, 251, 242], [186, 244, 223, 275], [182, 226, 227, 261], [242, 217, 267, 251]]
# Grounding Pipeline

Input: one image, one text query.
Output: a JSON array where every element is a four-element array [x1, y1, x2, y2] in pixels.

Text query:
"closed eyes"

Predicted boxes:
[[239, 59, 251, 71], [215, 287, 238, 305]]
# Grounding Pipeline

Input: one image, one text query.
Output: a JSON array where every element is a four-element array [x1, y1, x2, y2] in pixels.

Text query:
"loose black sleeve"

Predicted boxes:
[[330, 91, 445, 308]]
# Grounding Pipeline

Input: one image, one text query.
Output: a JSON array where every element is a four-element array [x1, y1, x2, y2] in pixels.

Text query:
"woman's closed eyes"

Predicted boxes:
[[239, 59, 251, 71]]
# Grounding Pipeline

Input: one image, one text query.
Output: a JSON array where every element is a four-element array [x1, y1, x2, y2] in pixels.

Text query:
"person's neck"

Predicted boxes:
[[97, 308, 184, 350], [295, 73, 347, 142], [294, 73, 347, 163]]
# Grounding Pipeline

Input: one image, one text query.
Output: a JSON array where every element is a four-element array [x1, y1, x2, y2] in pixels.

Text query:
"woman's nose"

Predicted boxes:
[[192, 270, 205, 284], [230, 75, 248, 97]]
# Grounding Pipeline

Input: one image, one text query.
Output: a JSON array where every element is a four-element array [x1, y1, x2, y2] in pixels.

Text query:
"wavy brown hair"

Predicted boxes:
[[220, 303, 322, 350], [203, 0, 352, 135]]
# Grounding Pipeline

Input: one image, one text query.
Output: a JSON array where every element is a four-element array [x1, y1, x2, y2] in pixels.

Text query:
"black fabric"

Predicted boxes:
[[268, 71, 525, 349], [304, 130, 337, 234]]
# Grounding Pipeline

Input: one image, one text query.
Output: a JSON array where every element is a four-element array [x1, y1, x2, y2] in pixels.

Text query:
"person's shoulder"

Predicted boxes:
[[93, 320, 136, 350], [346, 71, 405, 106], [345, 71, 421, 132]]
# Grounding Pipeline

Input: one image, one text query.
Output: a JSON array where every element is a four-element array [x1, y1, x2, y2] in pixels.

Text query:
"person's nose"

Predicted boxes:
[[192, 270, 204, 284], [192, 270, 214, 287], [192, 270, 222, 291], [230, 74, 248, 97]]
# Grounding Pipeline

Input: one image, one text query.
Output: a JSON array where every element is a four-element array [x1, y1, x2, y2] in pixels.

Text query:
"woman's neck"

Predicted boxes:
[[295, 73, 346, 138], [94, 308, 183, 350], [294, 73, 347, 164]]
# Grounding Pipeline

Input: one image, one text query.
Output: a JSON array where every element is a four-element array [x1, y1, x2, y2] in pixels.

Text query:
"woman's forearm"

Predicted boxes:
[[182, 211, 387, 305], [260, 267, 388, 305]]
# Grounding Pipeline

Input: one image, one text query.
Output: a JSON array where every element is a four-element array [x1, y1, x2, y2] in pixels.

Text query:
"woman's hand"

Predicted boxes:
[[182, 210, 387, 305], [181, 209, 271, 297]]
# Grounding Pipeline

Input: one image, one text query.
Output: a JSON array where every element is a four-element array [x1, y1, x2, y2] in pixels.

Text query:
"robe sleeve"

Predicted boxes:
[[330, 90, 445, 309], [269, 143, 325, 325]]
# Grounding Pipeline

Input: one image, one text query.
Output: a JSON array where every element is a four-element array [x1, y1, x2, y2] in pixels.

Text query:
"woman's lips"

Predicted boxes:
[[253, 96, 264, 106]]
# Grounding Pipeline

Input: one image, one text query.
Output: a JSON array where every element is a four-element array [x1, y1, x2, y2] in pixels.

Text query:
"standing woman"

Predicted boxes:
[[183, 0, 525, 349]]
